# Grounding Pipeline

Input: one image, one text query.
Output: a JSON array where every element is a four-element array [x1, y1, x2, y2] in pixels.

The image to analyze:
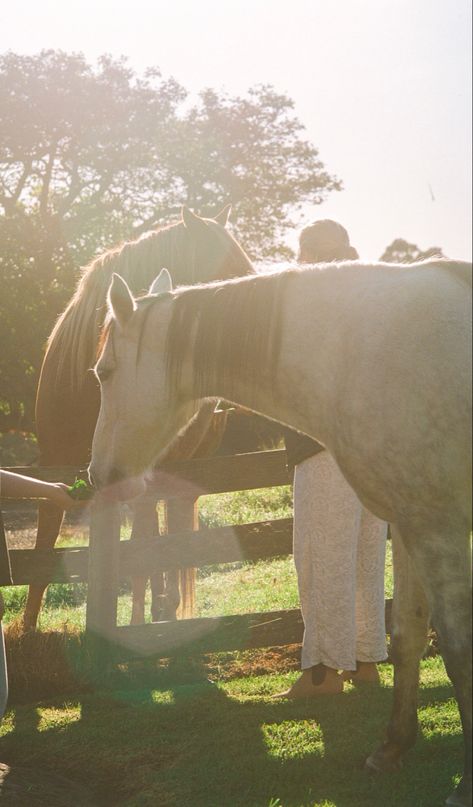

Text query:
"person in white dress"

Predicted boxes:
[[280, 220, 388, 697]]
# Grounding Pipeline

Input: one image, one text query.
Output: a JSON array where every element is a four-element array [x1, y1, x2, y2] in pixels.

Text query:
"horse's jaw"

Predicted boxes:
[[89, 471, 147, 503]]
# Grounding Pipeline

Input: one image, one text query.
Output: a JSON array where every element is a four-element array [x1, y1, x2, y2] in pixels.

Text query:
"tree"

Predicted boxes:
[[170, 86, 341, 258], [0, 50, 341, 431], [0, 51, 188, 263], [380, 238, 444, 263], [0, 50, 188, 430]]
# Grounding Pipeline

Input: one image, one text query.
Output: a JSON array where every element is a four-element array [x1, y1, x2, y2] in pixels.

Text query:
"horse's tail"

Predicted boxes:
[[178, 567, 196, 619]]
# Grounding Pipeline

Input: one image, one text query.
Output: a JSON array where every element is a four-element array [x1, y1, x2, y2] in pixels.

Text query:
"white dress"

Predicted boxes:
[[293, 450, 388, 671]]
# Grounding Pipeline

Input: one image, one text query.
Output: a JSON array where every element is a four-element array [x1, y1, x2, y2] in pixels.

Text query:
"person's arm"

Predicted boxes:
[[0, 470, 77, 510]]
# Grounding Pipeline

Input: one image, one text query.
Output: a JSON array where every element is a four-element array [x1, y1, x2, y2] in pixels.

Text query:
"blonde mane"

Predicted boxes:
[[47, 223, 186, 388], [45, 218, 253, 390], [164, 269, 297, 404], [163, 257, 468, 406]]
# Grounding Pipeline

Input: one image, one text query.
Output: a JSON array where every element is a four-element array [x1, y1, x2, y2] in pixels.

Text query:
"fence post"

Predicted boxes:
[[85, 494, 121, 674]]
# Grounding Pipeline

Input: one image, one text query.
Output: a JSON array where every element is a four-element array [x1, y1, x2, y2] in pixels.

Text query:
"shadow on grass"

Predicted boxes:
[[0, 661, 463, 807]]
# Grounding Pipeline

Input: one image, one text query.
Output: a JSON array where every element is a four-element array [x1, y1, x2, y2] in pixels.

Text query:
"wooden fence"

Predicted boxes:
[[3, 450, 392, 663]]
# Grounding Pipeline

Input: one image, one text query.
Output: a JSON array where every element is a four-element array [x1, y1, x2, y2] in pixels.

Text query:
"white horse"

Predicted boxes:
[[90, 259, 472, 807]]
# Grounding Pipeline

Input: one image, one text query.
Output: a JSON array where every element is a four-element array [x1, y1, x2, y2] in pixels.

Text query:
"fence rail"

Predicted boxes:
[[3, 450, 392, 662], [114, 609, 306, 659], [7, 518, 294, 585], [4, 449, 292, 498]]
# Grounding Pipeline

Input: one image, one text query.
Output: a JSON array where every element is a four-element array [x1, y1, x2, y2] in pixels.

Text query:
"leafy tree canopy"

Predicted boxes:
[[0, 49, 341, 431], [380, 238, 444, 263]]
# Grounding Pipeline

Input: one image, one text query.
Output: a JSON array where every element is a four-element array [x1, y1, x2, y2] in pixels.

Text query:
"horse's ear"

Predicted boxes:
[[214, 204, 232, 227], [107, 273, 136, 328], [181, 206, 207, 232], [149, 268, 173, 295]]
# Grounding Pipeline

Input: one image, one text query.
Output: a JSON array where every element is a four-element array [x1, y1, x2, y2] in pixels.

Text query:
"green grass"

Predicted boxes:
[[0, 486, 461, 805], [197, 556, 300, 617], [0, 657, 462, 806], [199, 486, 293, 527]]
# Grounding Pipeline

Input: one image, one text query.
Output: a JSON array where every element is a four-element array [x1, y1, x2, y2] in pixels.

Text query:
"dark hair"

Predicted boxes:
[[298, 219, 359, 263]]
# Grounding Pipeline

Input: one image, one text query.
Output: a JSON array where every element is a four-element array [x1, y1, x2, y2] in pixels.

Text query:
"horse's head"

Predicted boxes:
[[89, 270, 200, 498], [174, 206, 254, 284]]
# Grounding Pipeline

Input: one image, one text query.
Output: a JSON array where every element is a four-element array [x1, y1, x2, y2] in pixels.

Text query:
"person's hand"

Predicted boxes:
[[48, 482, 83, 510], [0, 470, 91, 508]]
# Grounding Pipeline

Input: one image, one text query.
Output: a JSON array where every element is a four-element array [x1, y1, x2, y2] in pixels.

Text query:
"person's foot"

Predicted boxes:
[[273, 664, 343, 698], [341, 661, 380, 685]]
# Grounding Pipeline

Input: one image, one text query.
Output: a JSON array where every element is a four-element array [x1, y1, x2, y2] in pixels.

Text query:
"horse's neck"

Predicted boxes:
[[190, 268, 341, 442], [256, 273, 340, 439]]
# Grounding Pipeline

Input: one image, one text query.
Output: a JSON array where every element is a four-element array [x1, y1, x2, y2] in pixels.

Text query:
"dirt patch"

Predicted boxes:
[[4, 621, 92, 702], [204, 643, 301, 680], [4, 521, 89, 551], [3, 527, 37, 551]]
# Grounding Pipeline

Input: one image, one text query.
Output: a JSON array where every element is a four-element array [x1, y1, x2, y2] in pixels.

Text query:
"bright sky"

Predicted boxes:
[[1, 0, 471, 260]]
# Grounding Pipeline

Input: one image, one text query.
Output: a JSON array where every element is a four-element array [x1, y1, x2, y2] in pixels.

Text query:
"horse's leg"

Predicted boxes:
[[149, 500, 167, 623], [22, 500, 64, 631], [152, 497, 197, 622], [148, 406, 225, 622], [144, 499, 198, 622], [366, 526, 430, 772], [403, 525, 472, 807], [129, 494, 159, 625], [150, 564, 166, 622], [367, 521, 472, 806]]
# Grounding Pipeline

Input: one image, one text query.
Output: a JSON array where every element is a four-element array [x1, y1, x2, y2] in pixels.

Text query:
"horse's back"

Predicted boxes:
[[441, 259, 472, 290], [366, 261, 471, 521], [291, 260, 471, 525]]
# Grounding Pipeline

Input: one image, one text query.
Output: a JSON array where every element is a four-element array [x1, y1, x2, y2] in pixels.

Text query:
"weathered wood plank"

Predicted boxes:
[[148, 450, 291, 498], [8, 518, 294, 584], [3, 450, 291, 500], [85, 497, 121, 641], [112, 600, 393, 658], [9, 547, 89, 585], [113, 608, 305, 658], [122, 518, 294, 575]]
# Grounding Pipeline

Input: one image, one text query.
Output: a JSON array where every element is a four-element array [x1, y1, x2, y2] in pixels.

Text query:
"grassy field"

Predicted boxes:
[[0, 657, 462, 806], [0, 487, 462, 806]]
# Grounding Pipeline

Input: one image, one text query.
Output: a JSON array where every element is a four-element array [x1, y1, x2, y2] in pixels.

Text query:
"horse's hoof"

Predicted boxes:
[[364, 744, 403, 774]]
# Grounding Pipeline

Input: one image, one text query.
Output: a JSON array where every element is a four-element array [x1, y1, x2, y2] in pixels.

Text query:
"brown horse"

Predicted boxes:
[[23, 206, 254, 630]]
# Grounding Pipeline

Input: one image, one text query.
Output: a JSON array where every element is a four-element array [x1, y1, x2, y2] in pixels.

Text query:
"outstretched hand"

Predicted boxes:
[[0, 470, 90, 510], [50, 482, 86, 510]]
